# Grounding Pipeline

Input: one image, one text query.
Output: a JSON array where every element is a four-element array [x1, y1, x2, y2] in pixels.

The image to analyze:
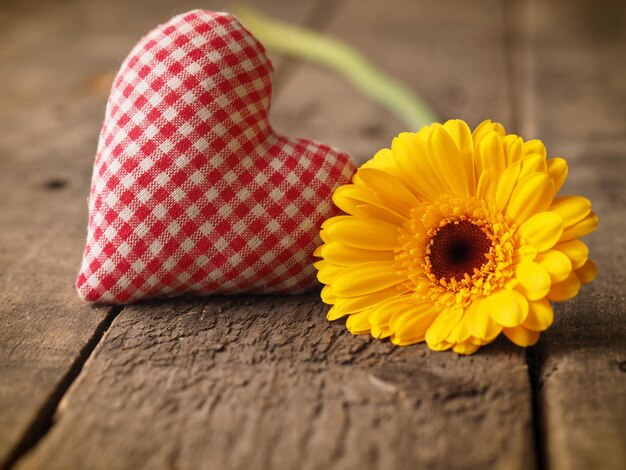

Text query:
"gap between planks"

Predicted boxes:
[[501, 0, 548, 469], [1, 306, 123, 470]]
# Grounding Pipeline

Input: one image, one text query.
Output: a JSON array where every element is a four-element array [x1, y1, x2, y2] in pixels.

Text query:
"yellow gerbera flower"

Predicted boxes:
[[314, 119, 598, 354]]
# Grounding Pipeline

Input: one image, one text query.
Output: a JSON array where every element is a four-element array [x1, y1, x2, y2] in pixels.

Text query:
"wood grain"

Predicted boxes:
[[517, 1, 626, 468], [18, 296, 534, 470], [0, 0, 320, 467], [15, 1, 536, 469]]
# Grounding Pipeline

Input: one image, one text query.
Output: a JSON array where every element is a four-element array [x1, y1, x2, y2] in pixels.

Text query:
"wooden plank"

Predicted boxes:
[[15, 1, 537, 469], [515, 0, 626, 468], [0, 0, 320, 466], [0, 0, 122, 464], [18, 297, 534, 470]]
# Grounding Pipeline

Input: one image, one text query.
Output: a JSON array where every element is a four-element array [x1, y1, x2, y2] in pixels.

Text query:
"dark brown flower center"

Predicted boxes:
[[428, 220, 491, 282]]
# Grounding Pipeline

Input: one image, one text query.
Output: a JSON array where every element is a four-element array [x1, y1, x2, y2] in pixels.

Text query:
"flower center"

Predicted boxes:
[[395, 196, 518, 308], [426, 220, 491, 282]]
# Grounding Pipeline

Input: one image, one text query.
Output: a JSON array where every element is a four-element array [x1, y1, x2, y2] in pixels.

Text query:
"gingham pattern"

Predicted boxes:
[[76, 10, 355, 303]]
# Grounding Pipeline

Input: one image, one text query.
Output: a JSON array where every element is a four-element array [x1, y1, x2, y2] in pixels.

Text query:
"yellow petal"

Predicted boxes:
[[354, 204, 406, 226], [502, 326, 541, 347], [325, 217, 399, 250], [319, 241, 394, 266], [560, 211, 598, 241], [392, 307, 439, 345], [346, 310, 371, 334], [389, 302, 434, 331], [446, 315, 472, 344], [522, 140, 547, 159], [443, 119, 473, 155], [515, 261, 551, 301], [555, 240, 589, 270], [507, 173, 555, 224], [315, 261, 344, 284], [320, 285, 336, 304], [399, 135, 448, 202], [518, 211, 564, 252], [327, 306, 347, 321], [480, 288, 529, 328], [550, 196, 592, 228], [495, 161, 522, 213], [575, 259, 598, 284], [391, 133, 434, 199], [359, 148, 399, 177], [469, 336, 489, 346], [370, 325, 392, 339], [464, 299, 502, 342], [472, 119, 505, 143], [476, 170, 489, 200], [333, 184, 376, 208], [452, 340, 481, 355], [331, 185, 362, 215], [513, 244, 538, 264], [321, 215, 350, 230], [425, 308, 464, 347], [536, 249, 572, 284], [443, 120, 475, 185], [427, 125, 470, 196], [368, 296, 414, 328], [334, 285, 406, 315], [547, 158, 568, 193], [357, 167, 420, 217], [547, 272, 581, 301], [474, 131, 506, 200], [333, 185, 406, 225], [425, 340, 453, 351], [415, 123, 435, 142], [519, 154, 548, 181], [521, 298, 554, 331], [332, 262, 403, 297], [503, 134, 523, 166], [390, 336, 417, 346]]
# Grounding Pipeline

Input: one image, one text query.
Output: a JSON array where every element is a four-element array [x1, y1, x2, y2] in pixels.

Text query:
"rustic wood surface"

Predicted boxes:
[[0, 0, 624, 469]]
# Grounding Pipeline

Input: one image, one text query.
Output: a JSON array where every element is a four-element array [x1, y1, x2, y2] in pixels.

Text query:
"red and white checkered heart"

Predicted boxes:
[[76, 10, 356, 304]]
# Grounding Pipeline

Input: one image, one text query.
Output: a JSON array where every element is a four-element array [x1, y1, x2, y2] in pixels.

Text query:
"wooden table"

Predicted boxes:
[[1, 0, 624, 468]]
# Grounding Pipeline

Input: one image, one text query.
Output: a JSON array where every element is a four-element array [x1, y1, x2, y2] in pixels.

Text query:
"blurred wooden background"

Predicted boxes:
[[0, 0, 624, 469]]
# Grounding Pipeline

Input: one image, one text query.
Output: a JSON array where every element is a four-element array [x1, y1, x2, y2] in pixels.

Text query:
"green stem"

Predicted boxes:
[[235, 7, 439, 130]]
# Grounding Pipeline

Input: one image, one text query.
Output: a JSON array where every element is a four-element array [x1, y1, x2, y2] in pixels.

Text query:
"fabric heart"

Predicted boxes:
[[76, 10, 355, 303]]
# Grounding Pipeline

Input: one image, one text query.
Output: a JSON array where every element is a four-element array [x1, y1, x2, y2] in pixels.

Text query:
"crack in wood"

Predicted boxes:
[[501, 2, 548, 469], [526, 347, 547, 470], [1, 305, 123, 470]]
